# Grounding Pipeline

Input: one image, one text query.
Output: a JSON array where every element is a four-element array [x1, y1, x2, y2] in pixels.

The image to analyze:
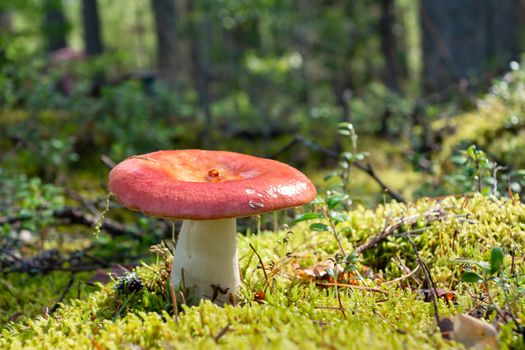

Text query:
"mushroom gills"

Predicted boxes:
[[171, 218, 240, 304]]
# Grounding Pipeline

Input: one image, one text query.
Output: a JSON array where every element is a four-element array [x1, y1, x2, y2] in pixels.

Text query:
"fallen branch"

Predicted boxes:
[[0, 207, 140, 239], [56, 207, 140, 238], [271, 135, 405, 203], [49, 273, 76, 315], [213, 324, 231, 343], [354, 207, 447, 255], [405, 232, 441, 325], [0, 247, 143, 274], [383, 265, 420, 285]]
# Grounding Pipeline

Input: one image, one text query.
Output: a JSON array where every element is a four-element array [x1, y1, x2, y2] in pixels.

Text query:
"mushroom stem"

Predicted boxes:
[[171, 218, 240, 304]]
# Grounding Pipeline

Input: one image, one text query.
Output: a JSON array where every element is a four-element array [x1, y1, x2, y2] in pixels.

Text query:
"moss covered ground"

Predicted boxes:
[[1, 195, 524, 349]]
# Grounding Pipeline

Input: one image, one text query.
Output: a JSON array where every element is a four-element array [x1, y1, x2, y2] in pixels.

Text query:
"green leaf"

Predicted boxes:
[[455, 258, 490, 270], [326, 193, 349, 210], [310, 223, 329, 232], [462, 271, 483, 283], [489, 247, 504, 274], [292, 212, 323, 224], [337, 122, 354, 130], [309, 196, 325, 205], [329, 211, 348, 224]]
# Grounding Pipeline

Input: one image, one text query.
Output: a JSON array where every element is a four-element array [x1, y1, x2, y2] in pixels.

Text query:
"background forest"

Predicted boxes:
[[2, 0, 525, 349]]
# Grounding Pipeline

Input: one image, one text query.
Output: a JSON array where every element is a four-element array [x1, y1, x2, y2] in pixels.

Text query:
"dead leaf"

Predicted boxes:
[[418, 288, 456, 303], [450, 314, 498, 349], [294, 259, 343, 281]]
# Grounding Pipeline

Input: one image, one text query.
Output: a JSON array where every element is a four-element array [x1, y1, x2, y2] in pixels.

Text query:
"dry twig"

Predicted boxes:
[[249, 243, 269, 292], [271, 135, 405, 203], [0, 207, 140, 238], [49, 273, 76, 315], [355, 207, 446, 255]]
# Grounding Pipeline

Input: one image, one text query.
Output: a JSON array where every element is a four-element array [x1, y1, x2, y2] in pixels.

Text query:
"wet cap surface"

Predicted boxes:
[[108, 150, 317, 220]]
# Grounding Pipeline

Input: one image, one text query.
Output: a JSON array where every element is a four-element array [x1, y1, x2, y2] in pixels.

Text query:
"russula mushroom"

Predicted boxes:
[[108, 150, 316, 304]]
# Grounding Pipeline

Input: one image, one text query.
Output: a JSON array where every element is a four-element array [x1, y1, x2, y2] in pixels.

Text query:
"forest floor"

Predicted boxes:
[[2, 62, 525, 349], [1, 194, 524, 349]]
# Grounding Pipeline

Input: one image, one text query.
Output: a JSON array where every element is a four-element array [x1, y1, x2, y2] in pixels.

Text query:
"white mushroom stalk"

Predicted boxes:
[[171, 218, 240, 304]]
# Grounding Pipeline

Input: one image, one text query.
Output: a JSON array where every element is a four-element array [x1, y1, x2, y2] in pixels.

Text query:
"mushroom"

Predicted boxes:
[[108, 150, 316, 304]]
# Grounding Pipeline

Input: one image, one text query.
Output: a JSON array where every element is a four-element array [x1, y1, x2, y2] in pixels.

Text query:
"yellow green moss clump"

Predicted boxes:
[[434, 62, 525, 172], [1, 195, 524, 349]]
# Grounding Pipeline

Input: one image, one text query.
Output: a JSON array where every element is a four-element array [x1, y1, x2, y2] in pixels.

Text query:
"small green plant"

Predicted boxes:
[[457, 246, 524, 338], [444, 145, 494, 195], [292, 123, 366, 279], [443, 145, 525, 198], [458, 246, 504, 286], [0, 173, 64, 238], [335, 122, 369, 192]]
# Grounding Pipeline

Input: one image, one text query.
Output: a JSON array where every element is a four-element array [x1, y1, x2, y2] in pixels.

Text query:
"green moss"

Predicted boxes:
[[433, 64, 525, 172], [0, 272, 95, 327], [1, 195, 524, 349]]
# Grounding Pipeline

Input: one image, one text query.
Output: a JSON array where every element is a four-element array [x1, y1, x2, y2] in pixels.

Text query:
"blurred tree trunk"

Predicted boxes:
[[378, 0, 400, 136], [82, 0, 103, 56], [0, 10, 12, 65], [420, 0, 520, 92], [0, 10, 11, 32], [379, 0, 399, 92], [188, 0, 212, 144], [298, 0, 312, 106], [151, 0, 179, 89], [43, 0, 68, 52]]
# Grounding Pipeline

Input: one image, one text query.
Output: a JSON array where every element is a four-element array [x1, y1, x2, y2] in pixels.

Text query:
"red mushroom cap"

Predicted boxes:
[[108, 150, 317, 220]]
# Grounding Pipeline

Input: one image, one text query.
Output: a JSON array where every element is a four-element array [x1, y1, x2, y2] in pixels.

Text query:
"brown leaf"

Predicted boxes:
[[450, 314, 498, 349], [417, 288, 456, 303], [294, 259, 343, 281]]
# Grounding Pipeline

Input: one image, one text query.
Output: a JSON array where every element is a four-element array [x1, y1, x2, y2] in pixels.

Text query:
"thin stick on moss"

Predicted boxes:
[[49, 273, 76, 315], [404, 232, 440, 325], [335, 284, 347, 320], [314, 305, 348, 310], [249, 243, 269, 292], [317, 282, 390, 295], [213, 324, 231, 343], [355, 207, 446, 255], [112, 292, 135, 322], [383, 265, 420, 285]]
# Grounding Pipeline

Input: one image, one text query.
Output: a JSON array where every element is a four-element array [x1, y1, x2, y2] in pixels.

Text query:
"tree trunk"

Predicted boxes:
[[43, 0, 68, 52], [0, 10, 12, 32], [379, 0, 400, 92], [0, 10, 12, 65], [188, 0, 212, 144], [82, 0, 103, 56], [420, 0, 519, 92], [151, 0, 179, 89], [298, 0, 312, 106]]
